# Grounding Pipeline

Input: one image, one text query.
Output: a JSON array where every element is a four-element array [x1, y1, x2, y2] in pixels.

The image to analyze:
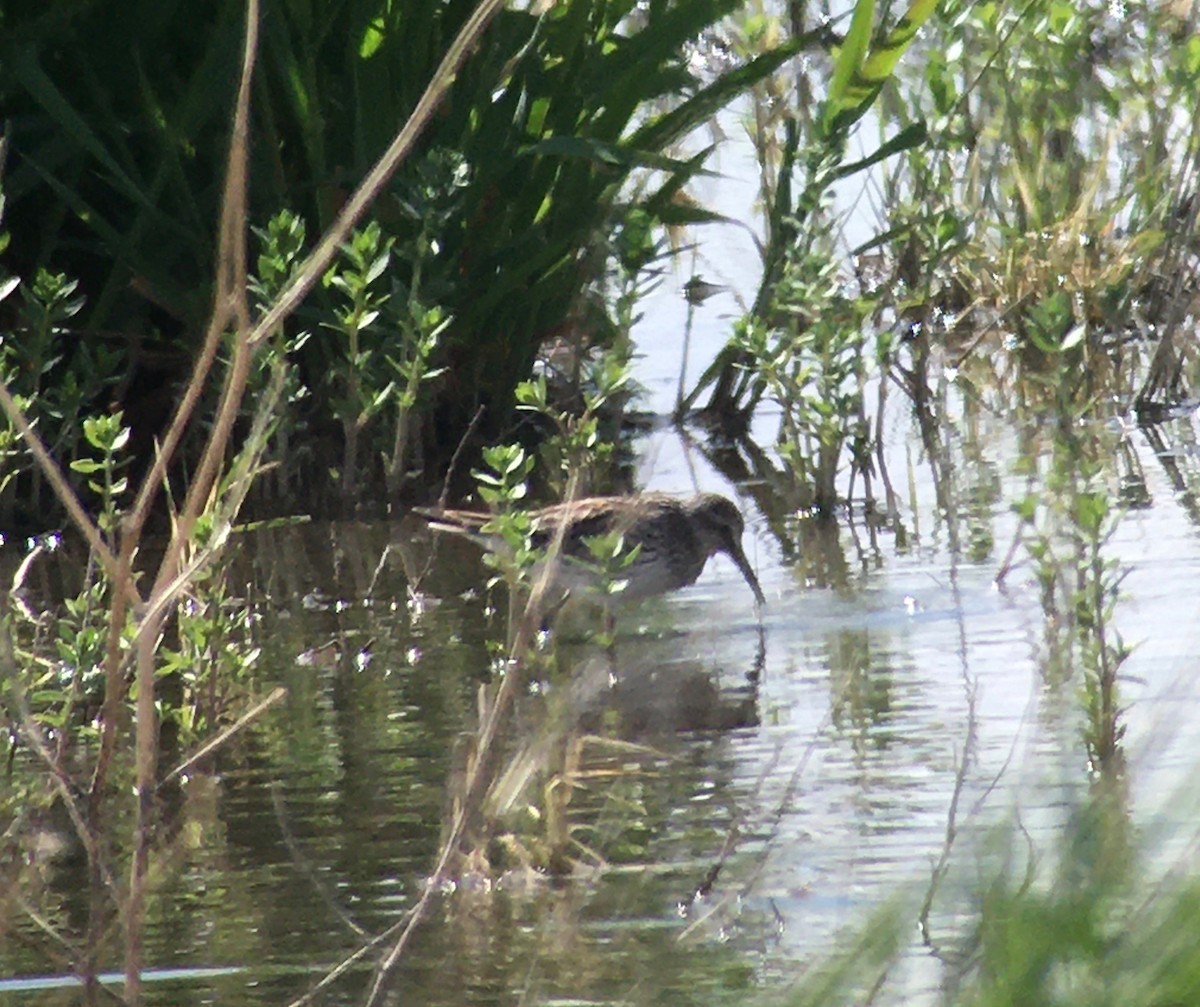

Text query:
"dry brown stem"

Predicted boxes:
[[123, 1, 259, 998], [158, 687, 287, 789]]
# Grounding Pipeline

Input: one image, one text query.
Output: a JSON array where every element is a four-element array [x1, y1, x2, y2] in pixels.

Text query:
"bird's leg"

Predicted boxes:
[[603, 609, 618, 684], [747, 621, 767, 688]]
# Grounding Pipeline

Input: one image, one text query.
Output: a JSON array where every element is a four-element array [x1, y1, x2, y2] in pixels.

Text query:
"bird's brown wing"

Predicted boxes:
[[528, 496, 659, 550], [412, 506, 492, 535]]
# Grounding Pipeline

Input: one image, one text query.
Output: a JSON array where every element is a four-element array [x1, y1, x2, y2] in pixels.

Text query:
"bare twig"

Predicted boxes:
[[438, 404, 486, 511], [0, 382, 122, 585], [10, 889, 82, 965], [124, 3, 260, 999], [88, 533, 136, 815], [158, 687, 287, 789], [269, 783, 369, 938], [9, 536, 50, 595]]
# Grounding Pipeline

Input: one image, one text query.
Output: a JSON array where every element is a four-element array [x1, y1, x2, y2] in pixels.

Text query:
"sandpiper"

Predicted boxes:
[[416, 492, 764, 608]]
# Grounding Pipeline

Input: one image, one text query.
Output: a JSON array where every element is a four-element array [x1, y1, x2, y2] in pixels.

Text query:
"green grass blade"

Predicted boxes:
[[632, 35, 811, 152], [831, 120, 928, 180], [822, 0, 939, 137], [823, 0, 875, 133], [12, 51, 154, 216]]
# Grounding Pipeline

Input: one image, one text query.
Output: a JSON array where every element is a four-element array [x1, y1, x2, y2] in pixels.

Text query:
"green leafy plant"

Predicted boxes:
[[247, 207, 450, 500], [471, 443, 538, 650], [4, 417, 138, 749], [1005, 397, 1130, 777], [515, 347, 634, 499], [731, 238, 878, 514], [323, 220, 395, 496], [69, 413, 132, 537], [0, 267, 124, 523], [161, 575, 262, 737], [682, 0, 934, 515]]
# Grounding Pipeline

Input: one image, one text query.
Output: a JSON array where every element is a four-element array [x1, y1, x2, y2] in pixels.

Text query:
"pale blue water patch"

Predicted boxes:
[[617, 394, 1140, 998], [631, 98, 766, 415], [0, 965, 245, 993], [631, 80, 894, 421], [1103, 437, 1200, 841]]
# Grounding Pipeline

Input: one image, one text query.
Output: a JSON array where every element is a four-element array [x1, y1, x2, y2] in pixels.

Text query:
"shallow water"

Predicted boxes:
[[8, 389, 1200, 1006]]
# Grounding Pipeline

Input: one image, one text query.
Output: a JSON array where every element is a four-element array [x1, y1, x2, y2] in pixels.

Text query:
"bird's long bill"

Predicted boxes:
[[724, 541, 765, 608]]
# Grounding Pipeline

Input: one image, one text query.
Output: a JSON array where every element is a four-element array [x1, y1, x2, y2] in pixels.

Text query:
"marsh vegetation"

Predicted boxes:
[[4, 0, 1200, 1004]]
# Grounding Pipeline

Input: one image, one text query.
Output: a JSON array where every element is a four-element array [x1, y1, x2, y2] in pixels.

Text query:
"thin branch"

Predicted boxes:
[[438, 405, 486, 511], [0, 382, 122, 584], [158, 687, 286, 788]]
